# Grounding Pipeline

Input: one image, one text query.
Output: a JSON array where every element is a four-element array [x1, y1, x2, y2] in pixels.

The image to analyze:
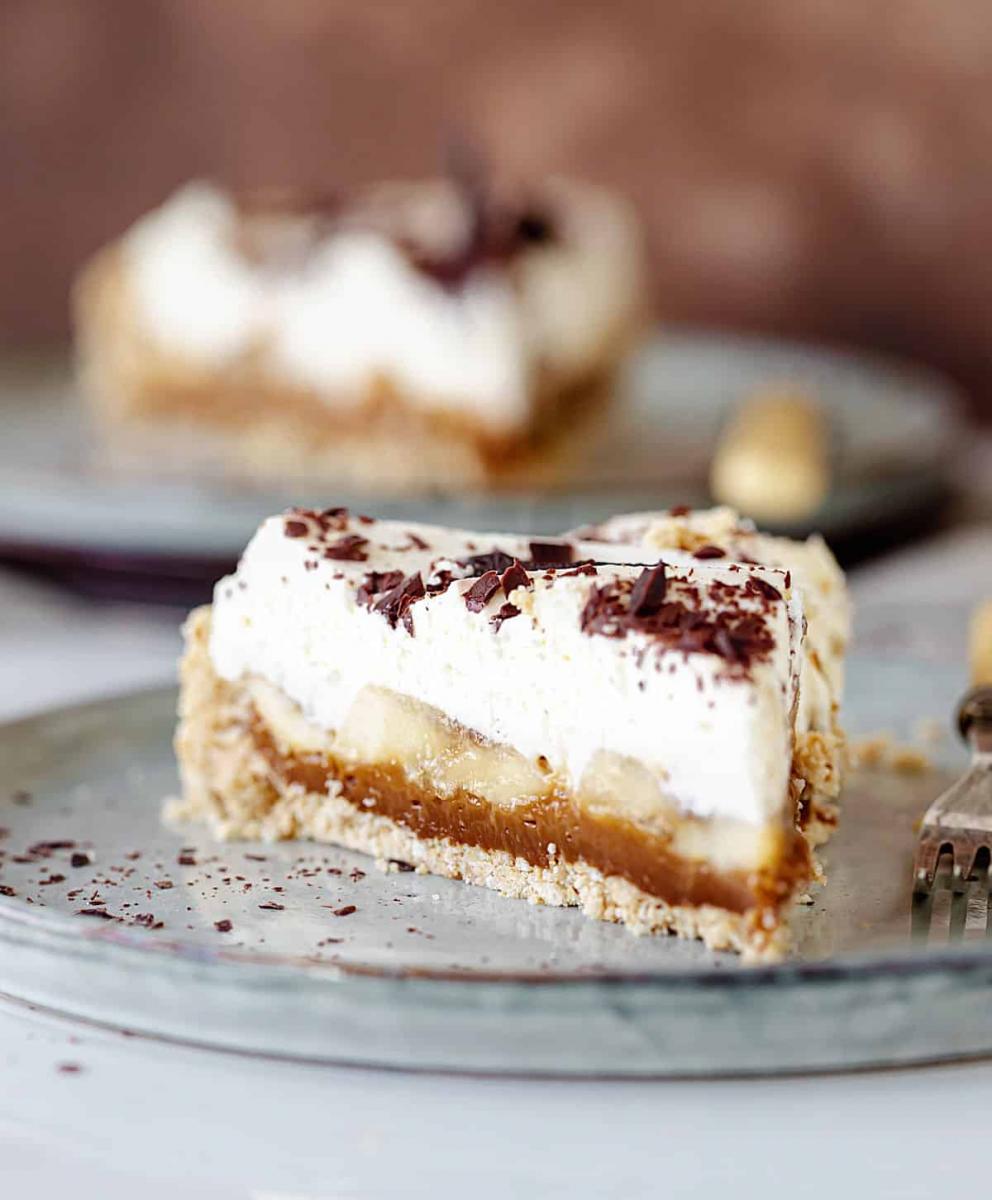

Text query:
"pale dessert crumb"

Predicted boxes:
[[848, 733, 933, 774], [912, 717, 946, 746], [889, 747, 933, 774]]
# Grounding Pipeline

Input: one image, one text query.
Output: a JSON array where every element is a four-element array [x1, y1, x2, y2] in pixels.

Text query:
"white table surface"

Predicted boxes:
[[1, 523, 991, 1200]]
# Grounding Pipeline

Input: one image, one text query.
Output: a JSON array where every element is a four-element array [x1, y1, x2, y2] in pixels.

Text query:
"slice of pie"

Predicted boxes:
[[74, 177, 644, 491], [173, 505, 849, 958]]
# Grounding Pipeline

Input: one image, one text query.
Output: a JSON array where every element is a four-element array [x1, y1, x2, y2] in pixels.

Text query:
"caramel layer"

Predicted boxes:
[[252, 718, 811, 915]]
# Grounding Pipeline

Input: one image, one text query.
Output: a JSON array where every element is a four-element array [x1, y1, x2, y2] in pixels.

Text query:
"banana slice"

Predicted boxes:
[[710, 387, 829, 523]]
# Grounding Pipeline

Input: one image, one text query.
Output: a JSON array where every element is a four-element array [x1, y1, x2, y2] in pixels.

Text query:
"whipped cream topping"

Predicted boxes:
[[122, 179, 643, 435], [208, 509, 807, 827], [572, 506, 850, 739]]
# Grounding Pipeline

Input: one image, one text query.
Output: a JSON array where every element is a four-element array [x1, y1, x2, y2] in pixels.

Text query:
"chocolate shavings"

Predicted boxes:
[[499, 560, 531, 596], [356, 570, 404, 607], [404, 144, 557, 291], [372, 572, 426, 635], [528, 541, 573, 567], [628, 564, 667, 616], [460, 549, 517, 576], [322, 534, 369, 562], [491, 603, 521, 631], [464, 571, 501, 613], [580, 569, 776, 668], [283, 506, 351, 541], [746, 576, 783, 602]]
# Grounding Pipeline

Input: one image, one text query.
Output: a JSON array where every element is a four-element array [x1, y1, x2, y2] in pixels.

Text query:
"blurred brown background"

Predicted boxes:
[[3, 0, 991, 413]]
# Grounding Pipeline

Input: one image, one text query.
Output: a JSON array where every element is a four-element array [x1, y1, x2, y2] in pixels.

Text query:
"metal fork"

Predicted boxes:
[[912, 603, 992, 942]]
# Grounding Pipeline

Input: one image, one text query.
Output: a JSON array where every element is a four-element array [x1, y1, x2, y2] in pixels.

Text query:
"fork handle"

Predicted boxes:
[[958, 686, 992, 741], [978, 600, 992, 686], [959, 604, 992, 746], [972, 600, 992, 687]]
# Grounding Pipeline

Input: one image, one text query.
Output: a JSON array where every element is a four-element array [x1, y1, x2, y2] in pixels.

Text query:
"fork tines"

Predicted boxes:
[[912, 763, 992, 942], [913, 842, 992, 942]]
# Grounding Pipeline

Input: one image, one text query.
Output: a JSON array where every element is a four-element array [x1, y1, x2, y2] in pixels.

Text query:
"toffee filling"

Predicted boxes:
[[250, 717, 811, 916]]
